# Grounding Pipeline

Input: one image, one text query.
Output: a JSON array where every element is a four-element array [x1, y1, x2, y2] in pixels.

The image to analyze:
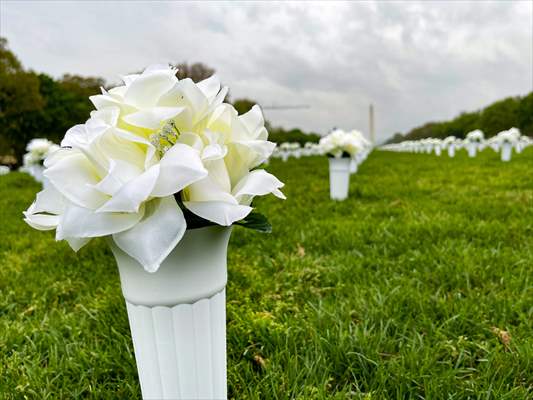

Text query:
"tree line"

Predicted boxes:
[[0, 38, 319, 166], [386, 92, 533, 144]]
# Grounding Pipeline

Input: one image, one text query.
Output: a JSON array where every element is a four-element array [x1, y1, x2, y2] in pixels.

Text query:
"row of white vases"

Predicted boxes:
[[271, 144, 322, 162], [382, 139, 531, 162], [328, 150, 370, 201]]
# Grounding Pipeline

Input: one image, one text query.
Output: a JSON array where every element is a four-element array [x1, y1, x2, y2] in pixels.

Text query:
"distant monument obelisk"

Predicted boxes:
[[369, 104, 375, 145]]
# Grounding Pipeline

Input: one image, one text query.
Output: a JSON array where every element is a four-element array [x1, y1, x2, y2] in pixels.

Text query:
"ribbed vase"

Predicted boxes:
[[467, 142, 477, 157], [448, 144, 455, 158], [349, 158, 358, 174], [329, 157, 351, 201], [111, 226, 232, 400]]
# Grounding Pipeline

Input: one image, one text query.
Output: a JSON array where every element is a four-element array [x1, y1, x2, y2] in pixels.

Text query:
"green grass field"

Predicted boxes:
[[1, 148, 532, 399]]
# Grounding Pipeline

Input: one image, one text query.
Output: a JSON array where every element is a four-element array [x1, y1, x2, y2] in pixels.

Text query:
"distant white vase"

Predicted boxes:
[[501, 142, 512, 162], [281, 152, 289, 162], [435, 146, 442, 156], [329, 157, 351, 200], [349, 158, 358, 174], [111, 226, 232, 400], [29, 164, 45, 183], [448, 144, 456, 158], [467, 142, 477, 157]]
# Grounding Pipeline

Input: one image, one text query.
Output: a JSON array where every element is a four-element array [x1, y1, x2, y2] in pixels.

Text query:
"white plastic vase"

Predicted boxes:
[[448, 144, 455, 158], [501, 142, 512, 162], [110, 226, 232, 400], [467, 142, 477, 158], [349, 158, 358, 174], [329, 157, 351, 200], [29, 164, 45, 183]]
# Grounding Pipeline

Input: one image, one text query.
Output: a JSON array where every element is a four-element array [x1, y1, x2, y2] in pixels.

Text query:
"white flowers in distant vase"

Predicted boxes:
[[381, 129, 531, 161], [21, 138, 59, 186], [442, 136, 457, 157], [23, 64, 285, 400], [0, 165, 10, 175], [464, 130, 484, 157], [319, 128, 368, 200], [496, 127, 521, 162]]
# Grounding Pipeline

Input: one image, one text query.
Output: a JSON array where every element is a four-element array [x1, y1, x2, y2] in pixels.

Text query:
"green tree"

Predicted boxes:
[[0, 37, 45, 163], [478, 97, 520, 136]]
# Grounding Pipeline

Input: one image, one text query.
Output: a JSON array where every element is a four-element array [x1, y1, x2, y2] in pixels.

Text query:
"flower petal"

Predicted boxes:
[[232, 169, 286, 204], [24, 213, 59, 231], [112, 196, 186, 273], [44, 150, 108, 209], [184, 200, 252, 226], [124, 70, 177, 109], [239, 105, 264, 135], [97, 164, 160, 213], [122, 106, 185, 130], [58, 203, 144, 239], [66, 237, 91, 252], [151, 143, 208, 197]]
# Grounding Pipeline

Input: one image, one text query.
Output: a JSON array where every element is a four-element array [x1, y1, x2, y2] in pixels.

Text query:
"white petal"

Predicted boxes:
[[90, 93, 122, 110], [122, 106, 185, 129], [201, 143, 227, 161], [121, 73, 140, 85], [44, 151, 108, 209], [151, 143, 207, 197], [176, 132, 204, 152], [239, 105, 264, 134], [112, 197, 186, 273], [232, 169, 286, 204], [112, 128, 157, 168], [24, 213, 59, 231], [31, 186, 65, 215], [66, 237, 91, 251], [184, 164, 234, 203], [91, 159, 143, 196], [58, 203, 144, 239], [184, 201, 252, 226], [124, 70, 177, 109], [196, 74, 220, 102], [89, 107, 120, 127], [97, 164, 159, 213], [234, 140, 276, 161]]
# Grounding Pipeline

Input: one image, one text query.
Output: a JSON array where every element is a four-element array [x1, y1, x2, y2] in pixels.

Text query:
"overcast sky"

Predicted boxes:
[[1, 1, 532, 142]]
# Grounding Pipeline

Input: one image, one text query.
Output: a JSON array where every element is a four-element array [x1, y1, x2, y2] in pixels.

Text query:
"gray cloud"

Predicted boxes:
[[1, 0, 531, 142]]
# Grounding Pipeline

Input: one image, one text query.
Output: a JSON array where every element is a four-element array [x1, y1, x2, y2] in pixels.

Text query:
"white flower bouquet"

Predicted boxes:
[[23, 138, 60, 167], [496, 127, 521, 144], [24, 64, 285, 273], [319, 128, 364, 158], [496, 127, 521, 162], [465, 129, 484, 143], [21, 138, 59, 184], [320, 129, 368, 200]]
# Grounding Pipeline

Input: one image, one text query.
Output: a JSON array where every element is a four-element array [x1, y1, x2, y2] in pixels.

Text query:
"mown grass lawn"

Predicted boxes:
[[1, 148, 532, 399]]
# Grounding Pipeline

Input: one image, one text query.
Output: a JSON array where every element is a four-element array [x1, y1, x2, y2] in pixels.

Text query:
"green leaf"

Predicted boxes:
[[235, 211, 272, 233]]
